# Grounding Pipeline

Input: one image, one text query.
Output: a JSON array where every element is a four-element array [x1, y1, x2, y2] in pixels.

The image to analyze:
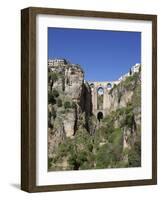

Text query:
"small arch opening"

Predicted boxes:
[[97, 87, 104, 109], [107, 83, 112, 89], [90, 83, 94, 87], [97, 87, 104, 95], [97, 112, 103, 121]]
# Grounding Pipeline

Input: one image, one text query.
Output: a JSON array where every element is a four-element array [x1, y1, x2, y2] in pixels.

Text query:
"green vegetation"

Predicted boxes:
[[52, 131, 95, 170], [50, 103, 141, 170], [132, 84, 141, 108], [64, 101, 72, 109], [48, 71, 65, 83], [48, 157, 53, 168], [109, 71, 140, 96], [48, 92, 56, 104], [48, 65, 141, 171], [123, 75, 135, 88], [48, 89, 59, 104], [57, 98, 62, 107], [128, 148, 141, 167], [52, 89, 59, 98], [128, 134, 141, 167], [49, 72, 58, 82]]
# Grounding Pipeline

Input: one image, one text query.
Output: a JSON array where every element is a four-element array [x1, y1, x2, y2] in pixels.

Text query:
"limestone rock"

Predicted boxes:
[[63, 111, 76, 138], [64, 65, 84, 102], [48, 59, 92, 157], [48, 59, 141, 169]]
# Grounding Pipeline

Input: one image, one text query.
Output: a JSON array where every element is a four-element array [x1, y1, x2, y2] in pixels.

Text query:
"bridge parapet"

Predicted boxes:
[[88, 81, 119, 91]]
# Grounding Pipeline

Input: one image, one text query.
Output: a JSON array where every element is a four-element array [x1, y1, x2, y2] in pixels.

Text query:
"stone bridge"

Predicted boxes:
[[87, 81, 119, 120]]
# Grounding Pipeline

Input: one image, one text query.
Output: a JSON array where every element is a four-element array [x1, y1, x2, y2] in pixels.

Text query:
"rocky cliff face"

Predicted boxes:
[[106, 71, 141, 150], [106, 72, 141, 113], [48, 60, 141, 170], [48, 61, 92, 159]]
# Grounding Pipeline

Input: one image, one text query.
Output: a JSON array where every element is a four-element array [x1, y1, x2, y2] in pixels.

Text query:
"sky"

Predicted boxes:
[[48, 27, 141, 81]]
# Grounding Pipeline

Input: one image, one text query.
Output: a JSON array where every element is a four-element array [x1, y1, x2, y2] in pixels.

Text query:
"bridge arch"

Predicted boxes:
[[97, 111, 103, 121], [107, 82, 112, 89], [90, 83, 94, 88], [97, 87, 104, 110], [97, 87, 104, 95]]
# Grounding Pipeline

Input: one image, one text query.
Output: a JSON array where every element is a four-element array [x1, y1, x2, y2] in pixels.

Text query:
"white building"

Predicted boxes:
[[131, 63, 140, 74], [48, 59, 69, 67], [118, 63, 141, 81]]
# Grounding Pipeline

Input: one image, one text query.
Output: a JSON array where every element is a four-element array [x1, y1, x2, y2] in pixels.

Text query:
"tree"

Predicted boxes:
[[49, 72, 58, 82], [128, 149, 141, 167], [64, 101, 71, 109], [48, 93, 56, 104], [57, 98, 62, 107], [52, 89, 59, 98]]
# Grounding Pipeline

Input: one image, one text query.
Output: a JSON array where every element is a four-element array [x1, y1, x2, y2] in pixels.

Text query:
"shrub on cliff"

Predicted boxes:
[[48, 157, 53, 168], [52, 89, 59, 98], [95, 143, 113, 168], [48, 92, 56, 104], [132, 84, 141, 108], [57, 98, 62, 107], [49, 72, 58, 82], [48, 90, 59, 104], [64, 101, 72, 109], [128, 148, 141, 167], [128, 136, 141, 167]]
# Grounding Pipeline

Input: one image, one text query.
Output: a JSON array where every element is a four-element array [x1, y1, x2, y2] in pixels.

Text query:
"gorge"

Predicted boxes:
[[48, 59, 141, 170]]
